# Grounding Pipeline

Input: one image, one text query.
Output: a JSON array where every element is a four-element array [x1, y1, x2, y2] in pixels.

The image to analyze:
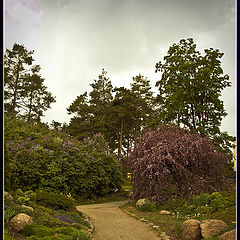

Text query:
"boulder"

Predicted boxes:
[[200, 219, 228, 239], [181, 219, 201, 240], [4, 191, 13, 200], [159, 210, 171, 215], [9, 213, 34, 232], [219, 229, 236, 240]]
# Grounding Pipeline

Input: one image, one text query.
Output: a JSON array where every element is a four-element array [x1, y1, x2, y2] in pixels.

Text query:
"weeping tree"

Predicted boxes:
[[129, 124, 232, 205]]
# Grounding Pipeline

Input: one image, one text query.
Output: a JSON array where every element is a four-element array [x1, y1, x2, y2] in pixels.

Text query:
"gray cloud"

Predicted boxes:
[[4, 0, 236, 136]]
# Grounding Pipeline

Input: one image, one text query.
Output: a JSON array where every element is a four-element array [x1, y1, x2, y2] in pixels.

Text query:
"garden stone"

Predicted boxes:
[[159, 210, 171, 215], [219, 229, 236, 240], [4, 191, 13, 200], [21, 205, 34, 211], [200, 219, 228, 239], [181, 219, 201, 240], [9, 213, 34, 232]]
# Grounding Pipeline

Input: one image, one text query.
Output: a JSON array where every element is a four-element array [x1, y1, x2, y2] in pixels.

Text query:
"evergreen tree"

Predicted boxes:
[[89, 68, 113, 137], [130, 74, 154, 141], [4, 43, 35, 115], [4, 43, 56, 122], [67, 92, 93, 139]]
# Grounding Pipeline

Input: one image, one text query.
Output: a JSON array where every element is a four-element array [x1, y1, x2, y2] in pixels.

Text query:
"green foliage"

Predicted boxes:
[[4, 43, 56, 122], [22, 224, 54, 237], [31, 207, 69, 227], [28, 234, 72, 240], [4, 229, 17, 240], [159, 198, 186, 211], [209, 192, 231, 211], [154, 38, 234, 154], [4, 209, 17, 222], [193, 193, 211, 207], [54, 227, 90, 240], [14, 189, 37, 204], [22, 225, 90, 240], [136, 201, 156, 212], [35, 190, 75, 210], [174, 223, 182, 236], [5, 205, 34, 217], [5, 116, 123, 199]]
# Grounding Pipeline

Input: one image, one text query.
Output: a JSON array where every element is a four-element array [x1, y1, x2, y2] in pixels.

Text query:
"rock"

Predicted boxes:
[[4, 191, 13, 200], [159, 210, 171, 215], [128, 191, 133, 197], [200, 219, 228, 239], [9, 213, 34, 232], [21, 205, 34, 211], [181, 219, 201, 240], [219, 229, 236, 240]]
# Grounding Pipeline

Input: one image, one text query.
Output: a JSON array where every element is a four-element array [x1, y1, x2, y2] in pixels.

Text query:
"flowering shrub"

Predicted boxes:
[[129, 124, 232, 205], [4, 117, 123, 199]]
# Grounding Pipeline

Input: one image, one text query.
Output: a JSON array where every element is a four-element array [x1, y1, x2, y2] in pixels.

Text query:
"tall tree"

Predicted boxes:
[[130, 74, 154, 142], [67, 92, 93, 139], [4, 43, 34, 115], [154, 38, 233, 149], [4, 43, 55, 122], [89, 68, 113, 137], [23, 74, 56, 122]]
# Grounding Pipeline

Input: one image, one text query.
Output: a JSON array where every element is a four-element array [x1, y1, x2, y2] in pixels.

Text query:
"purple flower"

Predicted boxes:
[[53, 215, 78, 224]]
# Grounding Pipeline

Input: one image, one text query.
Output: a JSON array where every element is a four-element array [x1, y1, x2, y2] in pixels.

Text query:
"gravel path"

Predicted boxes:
[[76, 201, 160, 240]]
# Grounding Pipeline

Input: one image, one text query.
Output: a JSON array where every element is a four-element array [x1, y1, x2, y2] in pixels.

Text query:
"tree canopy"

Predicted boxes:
[[4, 43, 56, 122]]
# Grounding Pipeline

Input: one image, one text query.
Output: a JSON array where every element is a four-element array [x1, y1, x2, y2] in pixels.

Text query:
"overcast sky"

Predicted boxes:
[[4, 0, 236, 136]]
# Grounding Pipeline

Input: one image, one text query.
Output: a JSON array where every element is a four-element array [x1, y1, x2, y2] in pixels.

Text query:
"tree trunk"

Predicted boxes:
[[190, 104, 196, 129], [118, 117, 124, 162], [12, 60, 21, 114], [27, 91, 33, 123]]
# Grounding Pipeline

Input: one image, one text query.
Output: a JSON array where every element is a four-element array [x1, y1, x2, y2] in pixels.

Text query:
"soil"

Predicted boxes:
[[76, 201, 161, 240]]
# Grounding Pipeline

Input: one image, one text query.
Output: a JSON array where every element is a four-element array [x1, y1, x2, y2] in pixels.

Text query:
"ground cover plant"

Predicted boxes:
[[129, 124, 234, 205], [4, 191, 91, 240], [120, 189, 236, 240], [4, 116, 123, 199]]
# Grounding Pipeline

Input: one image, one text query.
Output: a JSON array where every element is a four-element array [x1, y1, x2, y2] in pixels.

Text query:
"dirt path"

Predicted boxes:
[[76, 201, 160, 240]]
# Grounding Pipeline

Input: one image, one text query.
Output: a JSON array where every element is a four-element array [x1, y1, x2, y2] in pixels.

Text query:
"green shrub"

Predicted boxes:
[[28, 234, 72, 240], [5, 205, 34, 217], [31, 207, 69, 227], [136, 201, 156, 212], [194, 205, 212, 214], [209, 192, 230, 212], [193, 193, 211, 207], [159, 198, 186, 211], [174, 203, 192, 215], [35, 190, 76, 210], [5, 117, 123, 199], [4, 209, 17, 222], [55, 227, 90, 240], [174, 223, 182, 236], [21, 224, 54, 237], [14, 189, 37, 205], [4, 229, 17, 240]]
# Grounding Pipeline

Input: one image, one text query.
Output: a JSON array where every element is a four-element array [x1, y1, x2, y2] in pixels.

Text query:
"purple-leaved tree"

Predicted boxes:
[[129, 124, 232, 205]]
